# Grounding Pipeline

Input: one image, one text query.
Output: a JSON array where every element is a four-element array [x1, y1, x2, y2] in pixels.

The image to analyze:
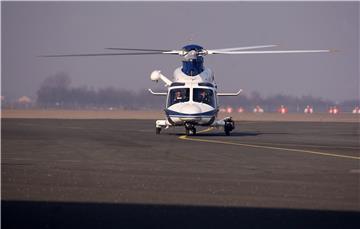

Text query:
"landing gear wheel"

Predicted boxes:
[[225, 128, 230, 136], [192, 128, 196, 135], [156, 127, 161, 135], [224, 117, 235, 136], [185, 125, 196, 136]]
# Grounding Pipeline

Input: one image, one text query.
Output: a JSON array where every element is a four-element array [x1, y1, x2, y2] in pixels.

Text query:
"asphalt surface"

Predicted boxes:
[[2, 119, 360, 228]]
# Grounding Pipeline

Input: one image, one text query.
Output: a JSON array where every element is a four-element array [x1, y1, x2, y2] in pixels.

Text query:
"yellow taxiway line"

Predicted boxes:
[[179, 128, 360, 160]]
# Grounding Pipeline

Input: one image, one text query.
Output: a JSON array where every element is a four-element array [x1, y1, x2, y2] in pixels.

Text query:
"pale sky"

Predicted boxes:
[[1, 1, 359, 101]]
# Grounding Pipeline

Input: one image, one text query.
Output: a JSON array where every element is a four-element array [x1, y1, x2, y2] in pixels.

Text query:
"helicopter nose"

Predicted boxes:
[[180, 104, 202, 122], [180, 103, 202, 114]]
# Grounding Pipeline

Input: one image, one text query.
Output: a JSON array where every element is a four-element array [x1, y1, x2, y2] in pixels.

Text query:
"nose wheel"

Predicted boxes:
[[185, 127, 196, 136], [185, 123, 196, 136]]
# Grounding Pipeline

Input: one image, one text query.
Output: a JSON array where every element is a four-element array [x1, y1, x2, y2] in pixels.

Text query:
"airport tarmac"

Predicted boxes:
[[2, 108, 360, 122], [2, 119, 360, 228]]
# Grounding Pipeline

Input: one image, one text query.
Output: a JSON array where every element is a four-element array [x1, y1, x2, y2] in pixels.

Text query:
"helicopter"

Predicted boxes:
[[42, 44, 332, 136]]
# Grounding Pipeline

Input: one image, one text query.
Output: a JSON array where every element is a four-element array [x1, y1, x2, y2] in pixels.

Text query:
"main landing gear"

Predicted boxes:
[[185, 123, 196, 136], [155, 118, 235, 136], [156, 127, 161, 134], [155, 120, 168, 135], [224, 117, 235, 136]]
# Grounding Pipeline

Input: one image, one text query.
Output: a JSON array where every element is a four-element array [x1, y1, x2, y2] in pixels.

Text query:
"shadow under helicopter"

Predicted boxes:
[[2, 200, 359, 229], [171, 131, 289, 137]]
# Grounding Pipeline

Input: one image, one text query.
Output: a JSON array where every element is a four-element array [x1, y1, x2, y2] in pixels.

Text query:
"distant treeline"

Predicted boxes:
[[35, 73, 358, 112], [36, 73, 164, 110], [219, 93, 345, 112]]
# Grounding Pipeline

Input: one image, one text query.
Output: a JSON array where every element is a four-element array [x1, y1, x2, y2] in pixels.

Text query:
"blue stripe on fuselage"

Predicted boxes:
[[165, 109, 218, 117]]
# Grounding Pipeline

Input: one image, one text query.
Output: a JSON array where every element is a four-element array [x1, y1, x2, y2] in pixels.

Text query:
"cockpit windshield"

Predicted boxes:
[[193, 88, 215, 107], [168, 88, 190, 107]]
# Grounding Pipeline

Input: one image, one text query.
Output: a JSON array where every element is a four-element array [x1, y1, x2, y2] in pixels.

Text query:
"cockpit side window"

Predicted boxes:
[[168, 88, 190, 107], [193, 88, 215, 107]]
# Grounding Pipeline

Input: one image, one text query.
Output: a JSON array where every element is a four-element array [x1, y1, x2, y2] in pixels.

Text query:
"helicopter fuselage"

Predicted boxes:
[[165, 67, 218, 126], [150, 44, 240, 135]]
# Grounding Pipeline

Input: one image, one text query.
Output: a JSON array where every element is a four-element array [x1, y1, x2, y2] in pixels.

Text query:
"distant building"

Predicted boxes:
[[18, 96, 31, 104], [14, 96, 32, 109]]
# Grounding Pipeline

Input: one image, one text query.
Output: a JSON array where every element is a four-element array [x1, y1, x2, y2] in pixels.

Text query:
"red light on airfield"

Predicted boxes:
[[253, 105, 264, 113], [237, 107, 245, 113], [329, 106, 339, 114], [278, 105, 288, 114], [226, 107, 233, 114], [352, 107, 360, 114], [304, 105, 313, 114]]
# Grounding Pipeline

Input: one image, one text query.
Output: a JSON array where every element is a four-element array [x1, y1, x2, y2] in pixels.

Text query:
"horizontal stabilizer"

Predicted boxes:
[[217, 89, 242, 96], [148, 89, 167, 96]]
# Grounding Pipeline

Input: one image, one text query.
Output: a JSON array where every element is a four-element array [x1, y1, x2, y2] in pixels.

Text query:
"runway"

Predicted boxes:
[[2, 119, 360, 228]]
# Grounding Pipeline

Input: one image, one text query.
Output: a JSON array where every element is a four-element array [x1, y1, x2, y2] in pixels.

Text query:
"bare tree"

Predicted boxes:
[[37, 72, 71, 107]]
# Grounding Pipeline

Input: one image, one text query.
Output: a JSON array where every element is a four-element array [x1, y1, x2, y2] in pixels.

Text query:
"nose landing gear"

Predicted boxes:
[[185, 123, 196, 136]]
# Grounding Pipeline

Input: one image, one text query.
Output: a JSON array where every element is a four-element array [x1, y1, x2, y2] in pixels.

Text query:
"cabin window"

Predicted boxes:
[[198, 82, 214, 88], [168, 88, 190, 107], [170, 82, 185, 87], [193, 88, 215, 107]]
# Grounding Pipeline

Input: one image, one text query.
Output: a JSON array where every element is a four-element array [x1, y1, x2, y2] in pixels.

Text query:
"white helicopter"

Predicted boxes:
[[42, 44, 332, 135]]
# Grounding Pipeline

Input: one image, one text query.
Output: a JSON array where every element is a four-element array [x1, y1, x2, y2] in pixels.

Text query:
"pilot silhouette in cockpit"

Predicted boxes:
[[175, 91, 183, 102], [199, 90, 209, 104]]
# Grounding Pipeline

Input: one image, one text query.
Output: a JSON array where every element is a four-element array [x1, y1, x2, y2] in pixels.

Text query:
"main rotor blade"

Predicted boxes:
[[105, 48, 171, 52], [212, 49, 333, 55], [208, 45, 278, 54], [39, 52, 171, 57]]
